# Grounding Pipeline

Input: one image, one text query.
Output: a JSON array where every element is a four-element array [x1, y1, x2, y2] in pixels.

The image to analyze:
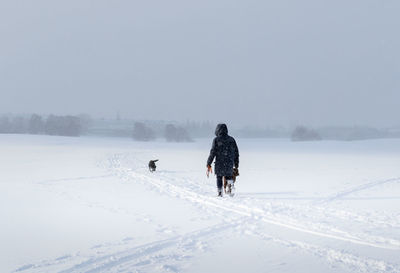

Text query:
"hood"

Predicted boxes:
[[215, 123, 228, 136]]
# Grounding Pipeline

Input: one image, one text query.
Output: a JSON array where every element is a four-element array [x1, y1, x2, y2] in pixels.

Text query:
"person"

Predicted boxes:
[[207, 123, 239, 196]]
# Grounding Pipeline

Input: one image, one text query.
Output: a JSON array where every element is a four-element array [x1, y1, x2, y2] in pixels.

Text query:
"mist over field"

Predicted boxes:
[[1, 0, 400, 128], [1, 1, 400, 273]]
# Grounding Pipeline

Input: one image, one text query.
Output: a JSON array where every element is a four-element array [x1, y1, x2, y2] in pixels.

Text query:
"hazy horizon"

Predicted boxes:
[[1, 0, 399, 128]]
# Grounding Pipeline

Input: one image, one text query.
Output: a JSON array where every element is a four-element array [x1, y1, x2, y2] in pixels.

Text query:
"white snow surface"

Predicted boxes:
[[1, 135, 400, 273]]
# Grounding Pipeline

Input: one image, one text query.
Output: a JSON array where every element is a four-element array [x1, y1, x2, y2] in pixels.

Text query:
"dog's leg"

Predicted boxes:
[[227, 177, 235, 196]]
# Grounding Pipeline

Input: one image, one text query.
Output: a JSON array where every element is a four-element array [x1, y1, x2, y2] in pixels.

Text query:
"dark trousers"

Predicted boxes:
[[216, 176, 233, 190]]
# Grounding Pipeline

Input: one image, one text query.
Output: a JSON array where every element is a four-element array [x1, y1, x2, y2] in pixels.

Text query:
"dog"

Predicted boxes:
[[148, 159, 159, 172], [223, 167, 239, 195]]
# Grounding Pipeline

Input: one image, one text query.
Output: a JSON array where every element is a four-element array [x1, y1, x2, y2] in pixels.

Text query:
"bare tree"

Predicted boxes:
[[44, 115, 82, 136], [28, 114, 44, 134], [132, 122, 155, 141], [164, 124, 192, 142], [291, 126, 321, 141], [11, 116, 28, 134], [0, 116, 11, 134]]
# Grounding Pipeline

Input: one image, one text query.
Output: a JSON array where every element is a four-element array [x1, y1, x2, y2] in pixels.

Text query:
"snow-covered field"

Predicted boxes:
[[1, 135, 400, 273]]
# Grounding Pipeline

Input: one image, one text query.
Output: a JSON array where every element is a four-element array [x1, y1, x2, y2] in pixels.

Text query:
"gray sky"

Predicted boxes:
[[1, 0, 399, 127]]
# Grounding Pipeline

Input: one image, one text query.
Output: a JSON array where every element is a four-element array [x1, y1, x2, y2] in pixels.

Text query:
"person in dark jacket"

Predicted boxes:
[[207, 124, 239, 196]]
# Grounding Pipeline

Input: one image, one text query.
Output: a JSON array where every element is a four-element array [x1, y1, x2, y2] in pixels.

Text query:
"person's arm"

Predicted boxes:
[[207, 138, 216, 167], [233, 139, 239, 168]]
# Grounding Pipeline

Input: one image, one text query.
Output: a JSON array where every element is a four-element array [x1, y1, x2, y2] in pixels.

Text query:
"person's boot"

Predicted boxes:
[[218, 188, 223, 197]]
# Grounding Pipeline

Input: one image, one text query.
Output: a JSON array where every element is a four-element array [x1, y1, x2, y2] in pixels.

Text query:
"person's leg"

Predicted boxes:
[[216, 176, 223, 196]]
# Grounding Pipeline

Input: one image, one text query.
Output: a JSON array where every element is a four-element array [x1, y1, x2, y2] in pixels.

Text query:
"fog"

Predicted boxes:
[[1, 0, 399, 127]]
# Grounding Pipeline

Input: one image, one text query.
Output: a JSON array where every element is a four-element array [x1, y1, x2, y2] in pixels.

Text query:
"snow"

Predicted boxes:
[[1, 134, 400, 273]]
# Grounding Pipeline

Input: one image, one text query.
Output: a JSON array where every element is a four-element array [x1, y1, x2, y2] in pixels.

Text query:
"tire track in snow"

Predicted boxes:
[[116, 164, 399, 272], [106, 157, 400, 272], [70, 221, 236, 273], [15, 154, 400, 273], [35, 175, 113, 185], [314, 177, 400, 205], [109, 153, 400, 230], [75, 155, 400, 272], [250, 227, 400, 273], [119, 168, 400, 251], [139, 169, 400, 230], [16, 217, 400, 273], [15, 220, 242, 273]]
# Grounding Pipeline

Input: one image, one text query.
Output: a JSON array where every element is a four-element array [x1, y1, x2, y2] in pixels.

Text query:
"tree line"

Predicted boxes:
[[2, 114, 397, 142], [0, 114, 200, 141], [0, 114, 86, 136]]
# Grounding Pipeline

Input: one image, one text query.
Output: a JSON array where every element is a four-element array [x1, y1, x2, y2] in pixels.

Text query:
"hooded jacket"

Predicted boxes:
[[207, 124, 239, 176]]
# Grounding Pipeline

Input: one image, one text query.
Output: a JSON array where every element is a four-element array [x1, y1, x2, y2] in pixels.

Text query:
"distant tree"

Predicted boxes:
[[11, 116, 28, 134], [28, 114, 44, 134], [164, 124, 192, 142], [44, 115, 82, 137], [0, 116, 11, 134], [291, 126, 321, 141], [164, 124, 176, 142], [63, 116, 82, 136], [45, 115, 60, 135], [132, 122, 155, 141]]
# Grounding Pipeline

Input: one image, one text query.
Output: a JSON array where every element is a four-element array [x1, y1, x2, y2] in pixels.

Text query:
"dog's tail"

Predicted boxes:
[[152, 159, 159, 162]]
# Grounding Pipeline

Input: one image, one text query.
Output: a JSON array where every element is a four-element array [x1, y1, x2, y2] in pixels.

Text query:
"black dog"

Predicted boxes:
[[148, 159, 159, 172]]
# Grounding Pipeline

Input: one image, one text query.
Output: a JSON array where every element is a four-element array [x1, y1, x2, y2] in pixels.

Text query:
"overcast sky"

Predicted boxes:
[[1, 0, 399, 127]]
